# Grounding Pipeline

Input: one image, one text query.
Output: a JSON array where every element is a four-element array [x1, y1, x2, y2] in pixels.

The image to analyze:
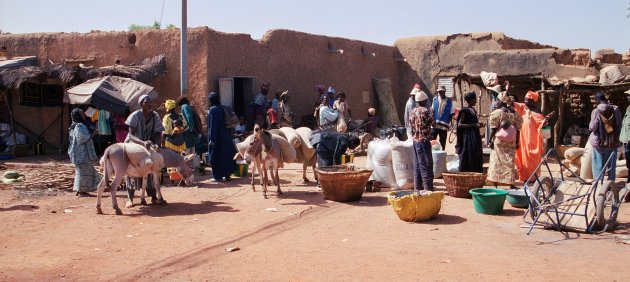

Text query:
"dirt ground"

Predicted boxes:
[[0, 155, 629, 281]]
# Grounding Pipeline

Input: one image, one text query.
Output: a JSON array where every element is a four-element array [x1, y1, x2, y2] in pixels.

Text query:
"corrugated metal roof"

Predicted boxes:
[[0, 56, 37, 71]]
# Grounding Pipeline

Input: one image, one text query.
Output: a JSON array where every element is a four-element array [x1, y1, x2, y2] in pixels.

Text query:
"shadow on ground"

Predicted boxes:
[[0, 204, 39, 212], [128, 201, 239, 217]]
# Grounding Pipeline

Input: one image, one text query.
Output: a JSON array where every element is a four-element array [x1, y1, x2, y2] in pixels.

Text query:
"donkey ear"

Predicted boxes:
[[184, 154, 196, 162]]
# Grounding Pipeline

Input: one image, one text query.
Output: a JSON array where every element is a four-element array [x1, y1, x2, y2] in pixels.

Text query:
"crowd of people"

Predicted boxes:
[[65, 78, 630, 201]]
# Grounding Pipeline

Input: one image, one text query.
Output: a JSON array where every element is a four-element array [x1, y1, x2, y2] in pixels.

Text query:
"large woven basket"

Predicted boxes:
[[388, 191, 445, 222], [442, 172, 487, 198], [315, 165, 373, 202]]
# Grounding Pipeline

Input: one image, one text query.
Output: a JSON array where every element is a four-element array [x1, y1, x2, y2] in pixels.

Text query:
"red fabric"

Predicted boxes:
[[514, 102, 546, 181], [267, 108, 278, 126]]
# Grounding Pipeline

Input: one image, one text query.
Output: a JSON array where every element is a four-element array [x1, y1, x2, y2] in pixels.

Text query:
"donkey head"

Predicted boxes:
[[244, 130, 263, 164], [176, 154, 196, 185]]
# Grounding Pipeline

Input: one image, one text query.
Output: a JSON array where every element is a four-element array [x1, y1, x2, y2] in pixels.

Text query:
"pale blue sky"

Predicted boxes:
[[1, 0, 628, 53]]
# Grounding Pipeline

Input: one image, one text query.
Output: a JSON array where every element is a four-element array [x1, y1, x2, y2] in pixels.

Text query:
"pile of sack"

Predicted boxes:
[[562, 141, 628, 179], [366, 138, 447, 190]]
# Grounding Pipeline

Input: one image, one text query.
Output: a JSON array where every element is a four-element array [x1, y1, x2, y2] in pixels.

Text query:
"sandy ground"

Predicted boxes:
[[0, 155, 630, 281]]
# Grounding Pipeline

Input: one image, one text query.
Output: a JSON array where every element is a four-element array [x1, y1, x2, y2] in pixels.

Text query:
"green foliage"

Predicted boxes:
[[128, 20, 175, 31]]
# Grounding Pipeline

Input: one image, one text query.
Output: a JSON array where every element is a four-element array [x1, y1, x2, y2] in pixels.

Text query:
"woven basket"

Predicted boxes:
[[442, 172, 487, 198], [316, 165, 373, 202], [388, 191, 445, 222]]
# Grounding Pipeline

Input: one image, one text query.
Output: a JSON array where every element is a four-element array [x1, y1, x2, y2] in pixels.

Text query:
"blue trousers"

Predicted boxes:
[[413, 140, 434, 191], [592, 148, 617, 181]]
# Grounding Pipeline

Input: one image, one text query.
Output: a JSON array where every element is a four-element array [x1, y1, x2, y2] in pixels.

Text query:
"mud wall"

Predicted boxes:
[[463, 49, 599, 79], [0, 28, 211, 148], [201, 28, 400, 126], [0, 27, 400, 147], [392, 32, 554, 122]]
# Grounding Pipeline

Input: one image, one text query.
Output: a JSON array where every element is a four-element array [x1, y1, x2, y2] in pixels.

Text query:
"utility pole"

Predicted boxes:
[[180, 0, 188, 97]]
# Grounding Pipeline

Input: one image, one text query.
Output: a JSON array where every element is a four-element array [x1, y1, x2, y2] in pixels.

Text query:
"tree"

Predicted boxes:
[[128, 20, 175, 31]]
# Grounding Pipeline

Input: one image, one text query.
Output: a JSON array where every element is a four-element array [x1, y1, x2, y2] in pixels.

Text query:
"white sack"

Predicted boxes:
[[367, 139, 396, 188], [390, 140, 414, 190]]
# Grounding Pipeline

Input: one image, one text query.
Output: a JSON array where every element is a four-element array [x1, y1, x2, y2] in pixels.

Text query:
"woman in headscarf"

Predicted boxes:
[[278, 90, 293, 127], [68, 108, 101, 197], [487, 92, 523, 188], [207, 92, 236, 182], [456, 92, 483, 173], [514, 91, 554, 182], [161, 99, 187, 153]]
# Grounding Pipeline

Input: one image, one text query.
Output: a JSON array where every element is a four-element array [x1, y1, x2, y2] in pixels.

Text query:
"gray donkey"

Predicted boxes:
[[96, 143, 195, 215]]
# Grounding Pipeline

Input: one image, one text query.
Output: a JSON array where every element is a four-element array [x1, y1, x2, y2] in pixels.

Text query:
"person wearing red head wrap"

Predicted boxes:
[[514, 91, 554, 182]]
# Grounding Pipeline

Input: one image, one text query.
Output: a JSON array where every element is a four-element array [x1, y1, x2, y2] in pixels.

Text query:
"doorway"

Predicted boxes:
[[218, 77, 255, 119]]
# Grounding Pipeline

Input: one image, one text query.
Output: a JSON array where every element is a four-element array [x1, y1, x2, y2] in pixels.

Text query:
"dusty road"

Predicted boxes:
[[0, 156, 629, 281]]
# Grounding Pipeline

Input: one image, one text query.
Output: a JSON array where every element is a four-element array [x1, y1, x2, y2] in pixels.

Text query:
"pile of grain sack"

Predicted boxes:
[[366, 138, 447, 189], [562, 141, 628, 179], [234, 127, 312, 166]]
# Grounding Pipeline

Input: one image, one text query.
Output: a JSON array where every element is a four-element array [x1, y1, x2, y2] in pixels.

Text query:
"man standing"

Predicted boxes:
[[318, 94, 339, 130], [589, 92, 622, 180], [327, 86, 337, 108], [404, 84, 419, 140], [252, 82, 270, 127], [431, 86, 454, 150], [409, 90, 434, 191], [620, 93, 630, 202], [125, 94, 165, 207]]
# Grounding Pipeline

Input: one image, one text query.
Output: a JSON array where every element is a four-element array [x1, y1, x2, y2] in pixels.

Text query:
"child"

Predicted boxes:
[[234, 116, 247, 135]]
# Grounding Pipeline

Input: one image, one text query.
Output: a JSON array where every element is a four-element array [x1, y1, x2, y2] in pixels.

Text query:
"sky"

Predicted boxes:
[[1, 0, 629, 53]]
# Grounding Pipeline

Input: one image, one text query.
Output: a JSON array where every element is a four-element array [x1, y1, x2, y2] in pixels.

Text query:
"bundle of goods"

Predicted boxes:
[[431, 140, 447, 178], [388, 190, 444, 222], [366, 139, 397, 188], [562, 141, 627, 179], [368, 138, 449, 190], [315, 165, 372, 202], [389, 140, 414, 190], [442, 172, 487, 198]]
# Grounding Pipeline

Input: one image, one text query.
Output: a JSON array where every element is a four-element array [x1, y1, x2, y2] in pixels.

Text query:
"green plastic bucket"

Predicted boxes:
[[469, 188, 508, 215], [506, 189, 529, 209]]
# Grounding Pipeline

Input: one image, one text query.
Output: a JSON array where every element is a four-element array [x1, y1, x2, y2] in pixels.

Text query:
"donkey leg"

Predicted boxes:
[[273, 166, 283, 196], [96, 177, 105, 214], [153, 172, 167, 205], [96, 159, 110, 214], [250, 159, 257, 191], [262, 163, 268, 199], [302, 162, 309, 182], [125, 178, 135, 208], [267, 165, 274, 186], [275, 165, 283, 196], [140, 176, 149, 206], [110, 174, 124, 215]]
